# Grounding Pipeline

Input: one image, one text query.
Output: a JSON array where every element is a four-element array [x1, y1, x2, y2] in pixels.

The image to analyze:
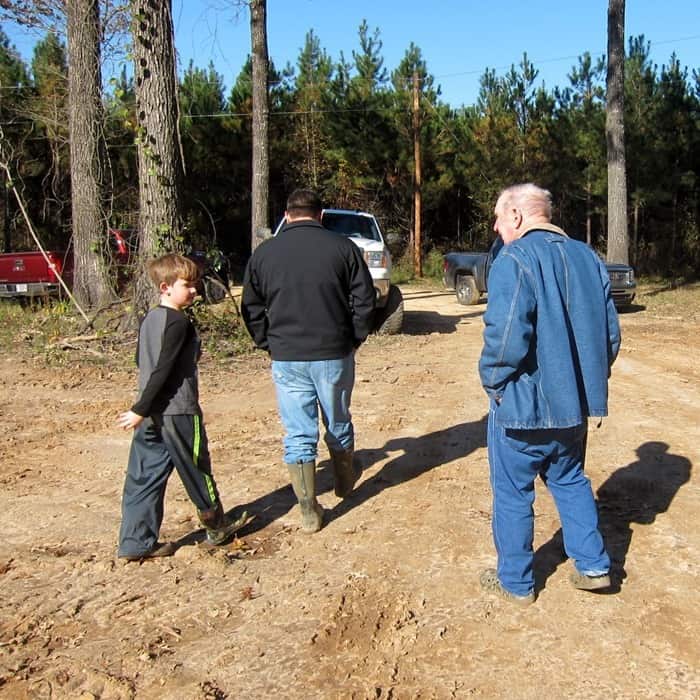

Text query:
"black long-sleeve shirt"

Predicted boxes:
[[131, 305, 200, 416], [241, 219, 376, 361]]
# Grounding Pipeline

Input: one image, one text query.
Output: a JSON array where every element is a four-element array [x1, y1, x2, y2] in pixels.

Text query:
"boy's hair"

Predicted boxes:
[[147, 253, 200, 287]]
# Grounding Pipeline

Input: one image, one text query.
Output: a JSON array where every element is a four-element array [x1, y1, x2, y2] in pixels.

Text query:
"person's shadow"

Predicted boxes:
[[323, 416, 488, 524], [534, 441, 691, 593], [233, 415, 487, 537]]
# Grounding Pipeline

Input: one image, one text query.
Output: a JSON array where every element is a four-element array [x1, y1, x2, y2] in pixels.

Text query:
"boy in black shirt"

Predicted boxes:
[[116, 254, 246, 560]]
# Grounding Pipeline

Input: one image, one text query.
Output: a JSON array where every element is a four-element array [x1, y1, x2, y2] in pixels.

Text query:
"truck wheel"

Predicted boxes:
[[202, 275, 228, 304], [374, 284, 404, 335], [455, 274, 479, 306]]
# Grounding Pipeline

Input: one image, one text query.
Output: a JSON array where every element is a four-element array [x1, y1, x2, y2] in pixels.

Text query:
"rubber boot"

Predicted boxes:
[[199, 502, 249, 545], [287, 461, 324, 533], [329, 447, 360, 498]]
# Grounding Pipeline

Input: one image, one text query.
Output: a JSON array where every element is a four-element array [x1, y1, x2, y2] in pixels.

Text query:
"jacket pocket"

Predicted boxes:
[[498, 374, 544, 428]]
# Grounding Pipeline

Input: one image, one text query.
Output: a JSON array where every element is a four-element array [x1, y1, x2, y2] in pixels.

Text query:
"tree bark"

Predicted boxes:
[[131, 0, 185, 313], [585, 179, 592, 247], [412, 71, 422, 277], [66, 0, 115, 308], [250, 0, 270, 251], [606, 0, 629, 264], [632, 200, 639, 267], [3, 170, 10, 252]]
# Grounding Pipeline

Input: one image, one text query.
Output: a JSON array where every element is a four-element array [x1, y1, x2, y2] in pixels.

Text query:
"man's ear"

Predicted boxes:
[[159, 281, 169, 294]]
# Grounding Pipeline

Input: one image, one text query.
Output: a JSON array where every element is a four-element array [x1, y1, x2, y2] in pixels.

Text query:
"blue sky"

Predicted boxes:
[[5, 0, 700, 107], [171, 0, 700, 106]]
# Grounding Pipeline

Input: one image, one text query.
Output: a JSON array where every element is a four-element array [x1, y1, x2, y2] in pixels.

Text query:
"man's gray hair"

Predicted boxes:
[[497, 183, 552, 221]]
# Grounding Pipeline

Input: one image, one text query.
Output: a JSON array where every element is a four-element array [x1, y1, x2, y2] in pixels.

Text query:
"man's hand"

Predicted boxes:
[[117, 410, 144, 430]]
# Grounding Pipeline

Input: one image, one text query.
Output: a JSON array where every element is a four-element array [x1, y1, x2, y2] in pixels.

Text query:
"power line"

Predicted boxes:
[[2, 33, 698, 94], [426, 34, 700, 84]]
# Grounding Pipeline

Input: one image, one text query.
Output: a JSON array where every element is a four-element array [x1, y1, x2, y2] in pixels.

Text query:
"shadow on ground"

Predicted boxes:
[[640, 279, 699, 297], [324, 416, 487, 523], [616, 303, 646, 314], [401, 308, 484, 335], [533, 440, 691, 594], [232, 416, 488, 537]]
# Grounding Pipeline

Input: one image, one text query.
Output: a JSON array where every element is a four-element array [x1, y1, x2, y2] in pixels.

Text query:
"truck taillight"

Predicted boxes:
[[46, 253, 62, 282]]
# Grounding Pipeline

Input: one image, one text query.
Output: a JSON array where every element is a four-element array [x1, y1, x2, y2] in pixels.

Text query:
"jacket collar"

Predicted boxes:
[[521, 222, 568, 238], [282, 218, 324, 233]]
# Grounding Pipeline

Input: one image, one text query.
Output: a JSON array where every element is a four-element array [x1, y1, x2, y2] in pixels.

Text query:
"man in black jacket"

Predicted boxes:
[[242, 189, 376, 532]]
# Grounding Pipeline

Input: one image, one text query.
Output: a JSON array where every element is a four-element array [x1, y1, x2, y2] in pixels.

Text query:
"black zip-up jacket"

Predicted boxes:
[[241, 219, 376, 360]]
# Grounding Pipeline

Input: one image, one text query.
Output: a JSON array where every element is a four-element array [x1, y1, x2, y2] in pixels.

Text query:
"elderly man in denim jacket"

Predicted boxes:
[[478, 183, 621, 606]]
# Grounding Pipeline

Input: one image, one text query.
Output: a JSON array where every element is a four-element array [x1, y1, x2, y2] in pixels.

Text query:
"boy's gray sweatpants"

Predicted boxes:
[[118, 414, 220, 557]]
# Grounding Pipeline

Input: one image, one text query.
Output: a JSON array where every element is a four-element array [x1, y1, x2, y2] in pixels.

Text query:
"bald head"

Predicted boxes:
[[494, 184, 553, 244]]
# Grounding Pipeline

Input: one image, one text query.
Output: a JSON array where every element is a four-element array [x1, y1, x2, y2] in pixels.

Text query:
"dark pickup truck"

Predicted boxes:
[[443, 239, 636, 308]]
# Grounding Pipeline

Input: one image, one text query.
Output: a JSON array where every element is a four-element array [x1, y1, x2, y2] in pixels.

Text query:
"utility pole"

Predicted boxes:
[[412, 71, 422, 277]]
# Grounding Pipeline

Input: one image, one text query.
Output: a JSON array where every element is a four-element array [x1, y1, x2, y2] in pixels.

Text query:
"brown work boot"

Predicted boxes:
[[479, 568, 535, 606], [120, 541, 177, 562], [570, 571, 611, 591], [329, 447, 360, 498]]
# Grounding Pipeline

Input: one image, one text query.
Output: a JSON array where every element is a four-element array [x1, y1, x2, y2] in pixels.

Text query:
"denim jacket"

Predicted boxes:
[[479, 227, 621, 429]]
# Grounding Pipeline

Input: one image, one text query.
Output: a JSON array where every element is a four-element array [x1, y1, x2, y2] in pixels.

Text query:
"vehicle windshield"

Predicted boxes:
[[322, 212, 381, 242]]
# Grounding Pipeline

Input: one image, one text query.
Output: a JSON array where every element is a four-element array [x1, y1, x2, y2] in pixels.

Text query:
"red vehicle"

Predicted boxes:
[[0, 250, 72, 299], [0, 230, 228, 303], [0, 230, 130, 300], [109, 229, 230, 303]]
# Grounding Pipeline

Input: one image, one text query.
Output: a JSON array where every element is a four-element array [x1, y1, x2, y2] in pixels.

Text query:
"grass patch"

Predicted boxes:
[[392, 248, 446, 285], [634, 278, 700, 320], [190, 298, 256, 360], [0, 293, 257, 367], [0, 300, 27, 346], [0, 298, 89, 363]]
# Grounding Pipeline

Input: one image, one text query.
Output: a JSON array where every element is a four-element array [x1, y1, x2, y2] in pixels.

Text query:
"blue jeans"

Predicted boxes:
[[488, 408, 610, 596], [271, 353, 355, 464]]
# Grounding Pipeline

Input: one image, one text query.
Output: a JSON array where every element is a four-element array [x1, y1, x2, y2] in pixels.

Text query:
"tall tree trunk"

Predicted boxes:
[[606, 0, 629, 264], [310, 113, 319, 188], [131, 0, 185, 313], [632, 200, 639, 267], [3, 169, 10, 252], [586, 178, 592, 246], [412, 71, 422, 277], [670, 190, 678, 273], [250, 0, 270, 251], [66, 0, 115, 308]]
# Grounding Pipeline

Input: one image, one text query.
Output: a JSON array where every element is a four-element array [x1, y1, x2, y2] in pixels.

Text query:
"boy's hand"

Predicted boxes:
[[117, 410, 144, 430]]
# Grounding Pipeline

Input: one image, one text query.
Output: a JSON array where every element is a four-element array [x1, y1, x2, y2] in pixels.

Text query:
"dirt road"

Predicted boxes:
[[1, 285, 699, 699]]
